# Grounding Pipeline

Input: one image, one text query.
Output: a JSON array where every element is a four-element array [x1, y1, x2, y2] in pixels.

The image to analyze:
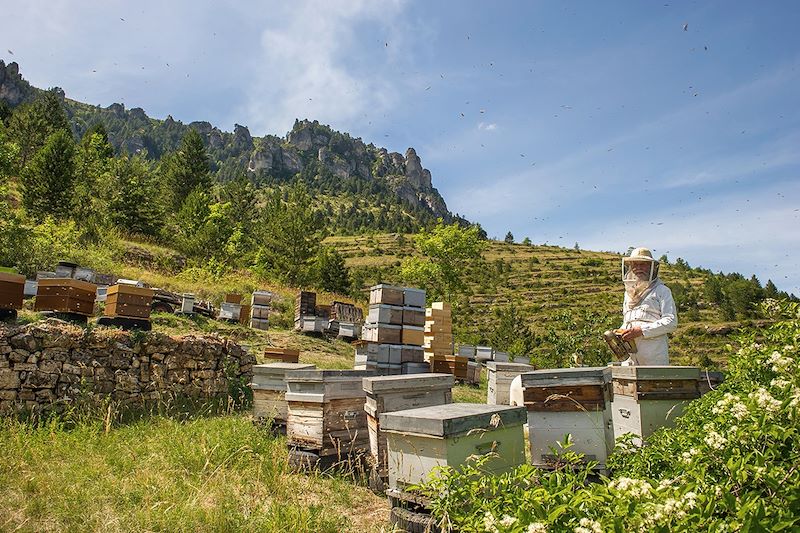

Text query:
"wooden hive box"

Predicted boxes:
[[367, 304, 404, 325], [487, 361, 535, 405], [263, 347, 300, 363], [382, 403, 527, 489], [34, 278, 97, 316], [610, 366, 700, 446], [239, 304, 252, 325], [430, 355, 468, 380], [402, 287, 426, 308], [104, 284, 154, 319], [251, 363, 316, 423], [402, 306, 425, 327], [369, 284, 404, 306], [363, 373, 455, 474], [0, 272, 25, 311], [225, 293, 243, 304], [285, 369, 376, 456], [401, 325, 424, 346], [521, 367, 613, 470]]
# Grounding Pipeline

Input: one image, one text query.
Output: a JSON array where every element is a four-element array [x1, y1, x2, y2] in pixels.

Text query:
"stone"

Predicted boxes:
[[0, 369, 20, 389]]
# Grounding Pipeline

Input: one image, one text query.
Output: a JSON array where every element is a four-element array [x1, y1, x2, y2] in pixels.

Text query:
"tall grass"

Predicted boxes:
[[0, 403, 389, 532]]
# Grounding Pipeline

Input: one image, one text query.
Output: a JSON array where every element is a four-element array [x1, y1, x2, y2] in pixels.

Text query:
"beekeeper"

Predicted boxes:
[[618, 247, 677, 365]]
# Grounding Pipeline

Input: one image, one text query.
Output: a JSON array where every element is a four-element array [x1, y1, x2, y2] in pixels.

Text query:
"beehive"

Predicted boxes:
[[263, 347, 300, 363], [104, 284, 154, 319], [521, 367, 613, 469], [363, 373, 454, 474], [430, 355, 468, 380], [0, 272, 25, 311], [487, 361, 535, 405], [285, 369, 376, 456], [251, 362, 316, 423], [34, 278, 97, 316], [369, 284, 404, 306], [610, 366, 700, 445], [382, 403, 527, 489]]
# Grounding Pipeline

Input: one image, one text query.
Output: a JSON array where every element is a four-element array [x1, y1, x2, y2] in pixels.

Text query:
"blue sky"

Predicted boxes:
[[3, 0, 799, 294]]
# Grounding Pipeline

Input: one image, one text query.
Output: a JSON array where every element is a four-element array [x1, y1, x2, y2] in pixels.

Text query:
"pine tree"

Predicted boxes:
[[21, 129, 76, 220], [163, 128, 211, 210], [8, 88, 69, 168], [504, 231, 514, 244], [313, 246, 350, 294], [107, 154, 164, 237]]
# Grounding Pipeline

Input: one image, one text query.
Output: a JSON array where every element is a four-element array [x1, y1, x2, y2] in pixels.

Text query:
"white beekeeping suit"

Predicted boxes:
[[619, 248, 678, 366]]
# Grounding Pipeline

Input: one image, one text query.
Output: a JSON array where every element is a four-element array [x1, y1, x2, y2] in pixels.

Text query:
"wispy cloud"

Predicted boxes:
[[478, 122, 497, 131], [238, 0, 407, 135]]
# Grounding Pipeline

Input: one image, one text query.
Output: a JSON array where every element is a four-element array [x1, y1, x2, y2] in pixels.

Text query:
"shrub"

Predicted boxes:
[[418, 299, 800, 532]]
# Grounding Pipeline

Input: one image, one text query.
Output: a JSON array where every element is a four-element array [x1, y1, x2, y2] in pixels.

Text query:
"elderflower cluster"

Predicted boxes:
[[768, 351, 793, 373], [704, 430, 727, 450], [609, 477, 652, 498], [484, 511, 498, 533], [712, 393, 749, 420], [771, 378, 791, 389], [750, 388, 782, 413], [526, 523, 548, 533], [640, 491, 698, 528], [499, 515, 517, 527], [680, 448, 700, 464], [574, 517, 602, 533]]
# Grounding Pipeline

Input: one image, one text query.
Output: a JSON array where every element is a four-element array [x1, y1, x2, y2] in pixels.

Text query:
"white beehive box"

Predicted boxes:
[[487, 361, 535, 405], [475, 346, 494, 361], [402, 287, 426, 308], [180, 293, 195, 314], [610, 366, 700, 446], [285, 369, 376, 456], [218, 302, 241, 320], [363, 373, 455, 474], [521, 367, 613, 470], [382, 403, 527, 489], [369, 284, 405, 305], [367, 304, 404, 325], [251, 363, 316, 423], [458, 345, 476, 358]]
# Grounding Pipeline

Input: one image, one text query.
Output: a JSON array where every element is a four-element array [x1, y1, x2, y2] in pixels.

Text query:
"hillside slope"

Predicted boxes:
[[326, 233, 756, 369]]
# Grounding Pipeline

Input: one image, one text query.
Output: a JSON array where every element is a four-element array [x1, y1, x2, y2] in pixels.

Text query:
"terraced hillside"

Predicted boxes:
[[327, 233, 752, 369]]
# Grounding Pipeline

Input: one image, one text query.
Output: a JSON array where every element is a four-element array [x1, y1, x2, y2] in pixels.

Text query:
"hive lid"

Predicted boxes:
[[362, 373, 454, 393], [520, 366, 608, 387], [486, 361, 535, 372], [611, 365, 700, 381], [380, 403, 526, 437], [285, 369, 376, 382], [253, 363, 315, 375]]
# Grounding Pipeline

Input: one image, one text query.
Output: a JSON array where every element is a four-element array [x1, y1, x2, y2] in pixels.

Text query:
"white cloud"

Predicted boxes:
[[478, 122, 497, 131], [238, 0, 407, 135]]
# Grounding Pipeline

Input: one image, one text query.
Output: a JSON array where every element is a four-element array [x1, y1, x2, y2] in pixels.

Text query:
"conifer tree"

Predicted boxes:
[[21, 129, 76, 220], [8, 88, 69, 168], [163, 128, 210, 209], [313, 246, 350, 294]]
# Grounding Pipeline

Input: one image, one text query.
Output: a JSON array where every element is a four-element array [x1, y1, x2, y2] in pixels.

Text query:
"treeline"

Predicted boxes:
[[661, 256, 796, 321], [0, 90, 378, 296]]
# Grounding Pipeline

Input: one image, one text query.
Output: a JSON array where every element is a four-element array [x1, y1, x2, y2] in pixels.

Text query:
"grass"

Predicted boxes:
[[0, 411, 389, 532]]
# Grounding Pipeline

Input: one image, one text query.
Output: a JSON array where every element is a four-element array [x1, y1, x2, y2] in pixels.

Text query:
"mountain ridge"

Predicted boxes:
[[0, 59, 451, 220]]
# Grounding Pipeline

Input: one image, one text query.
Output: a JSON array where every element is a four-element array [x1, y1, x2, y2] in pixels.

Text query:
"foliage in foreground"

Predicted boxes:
[[418, 299, 800, 532]]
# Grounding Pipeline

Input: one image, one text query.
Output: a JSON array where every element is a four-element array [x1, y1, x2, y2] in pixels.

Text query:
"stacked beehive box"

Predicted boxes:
[[486, 361, 535, 405], [0, 272, 25, 318], [104, 284, 154, 321], [361, 285, 427, 375], [331, 301, 363, 340], [219, 293, 242, 321], [610, 366, 700, 446], [34, 278, 97, 317], [285, 369, 375, 458], [363, 373, 454, 477], [424, 302, 452, 359], [294, 291, 327, 333], [250, 291, 272, 331], [521, 367, 614, 470], [264, 347, 300, 363], [251, 362, 315, 426], [382, 403, 527, 489]]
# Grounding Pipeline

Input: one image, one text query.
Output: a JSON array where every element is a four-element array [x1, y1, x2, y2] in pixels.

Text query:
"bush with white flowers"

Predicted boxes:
[[418, 300, 800, 532]]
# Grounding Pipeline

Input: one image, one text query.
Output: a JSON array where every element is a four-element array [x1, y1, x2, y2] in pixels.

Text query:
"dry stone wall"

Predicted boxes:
[[0, 319, 256, 412]]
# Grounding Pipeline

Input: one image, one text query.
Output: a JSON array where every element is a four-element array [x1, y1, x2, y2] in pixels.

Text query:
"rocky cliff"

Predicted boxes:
[[0, 60, 451, 219]]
